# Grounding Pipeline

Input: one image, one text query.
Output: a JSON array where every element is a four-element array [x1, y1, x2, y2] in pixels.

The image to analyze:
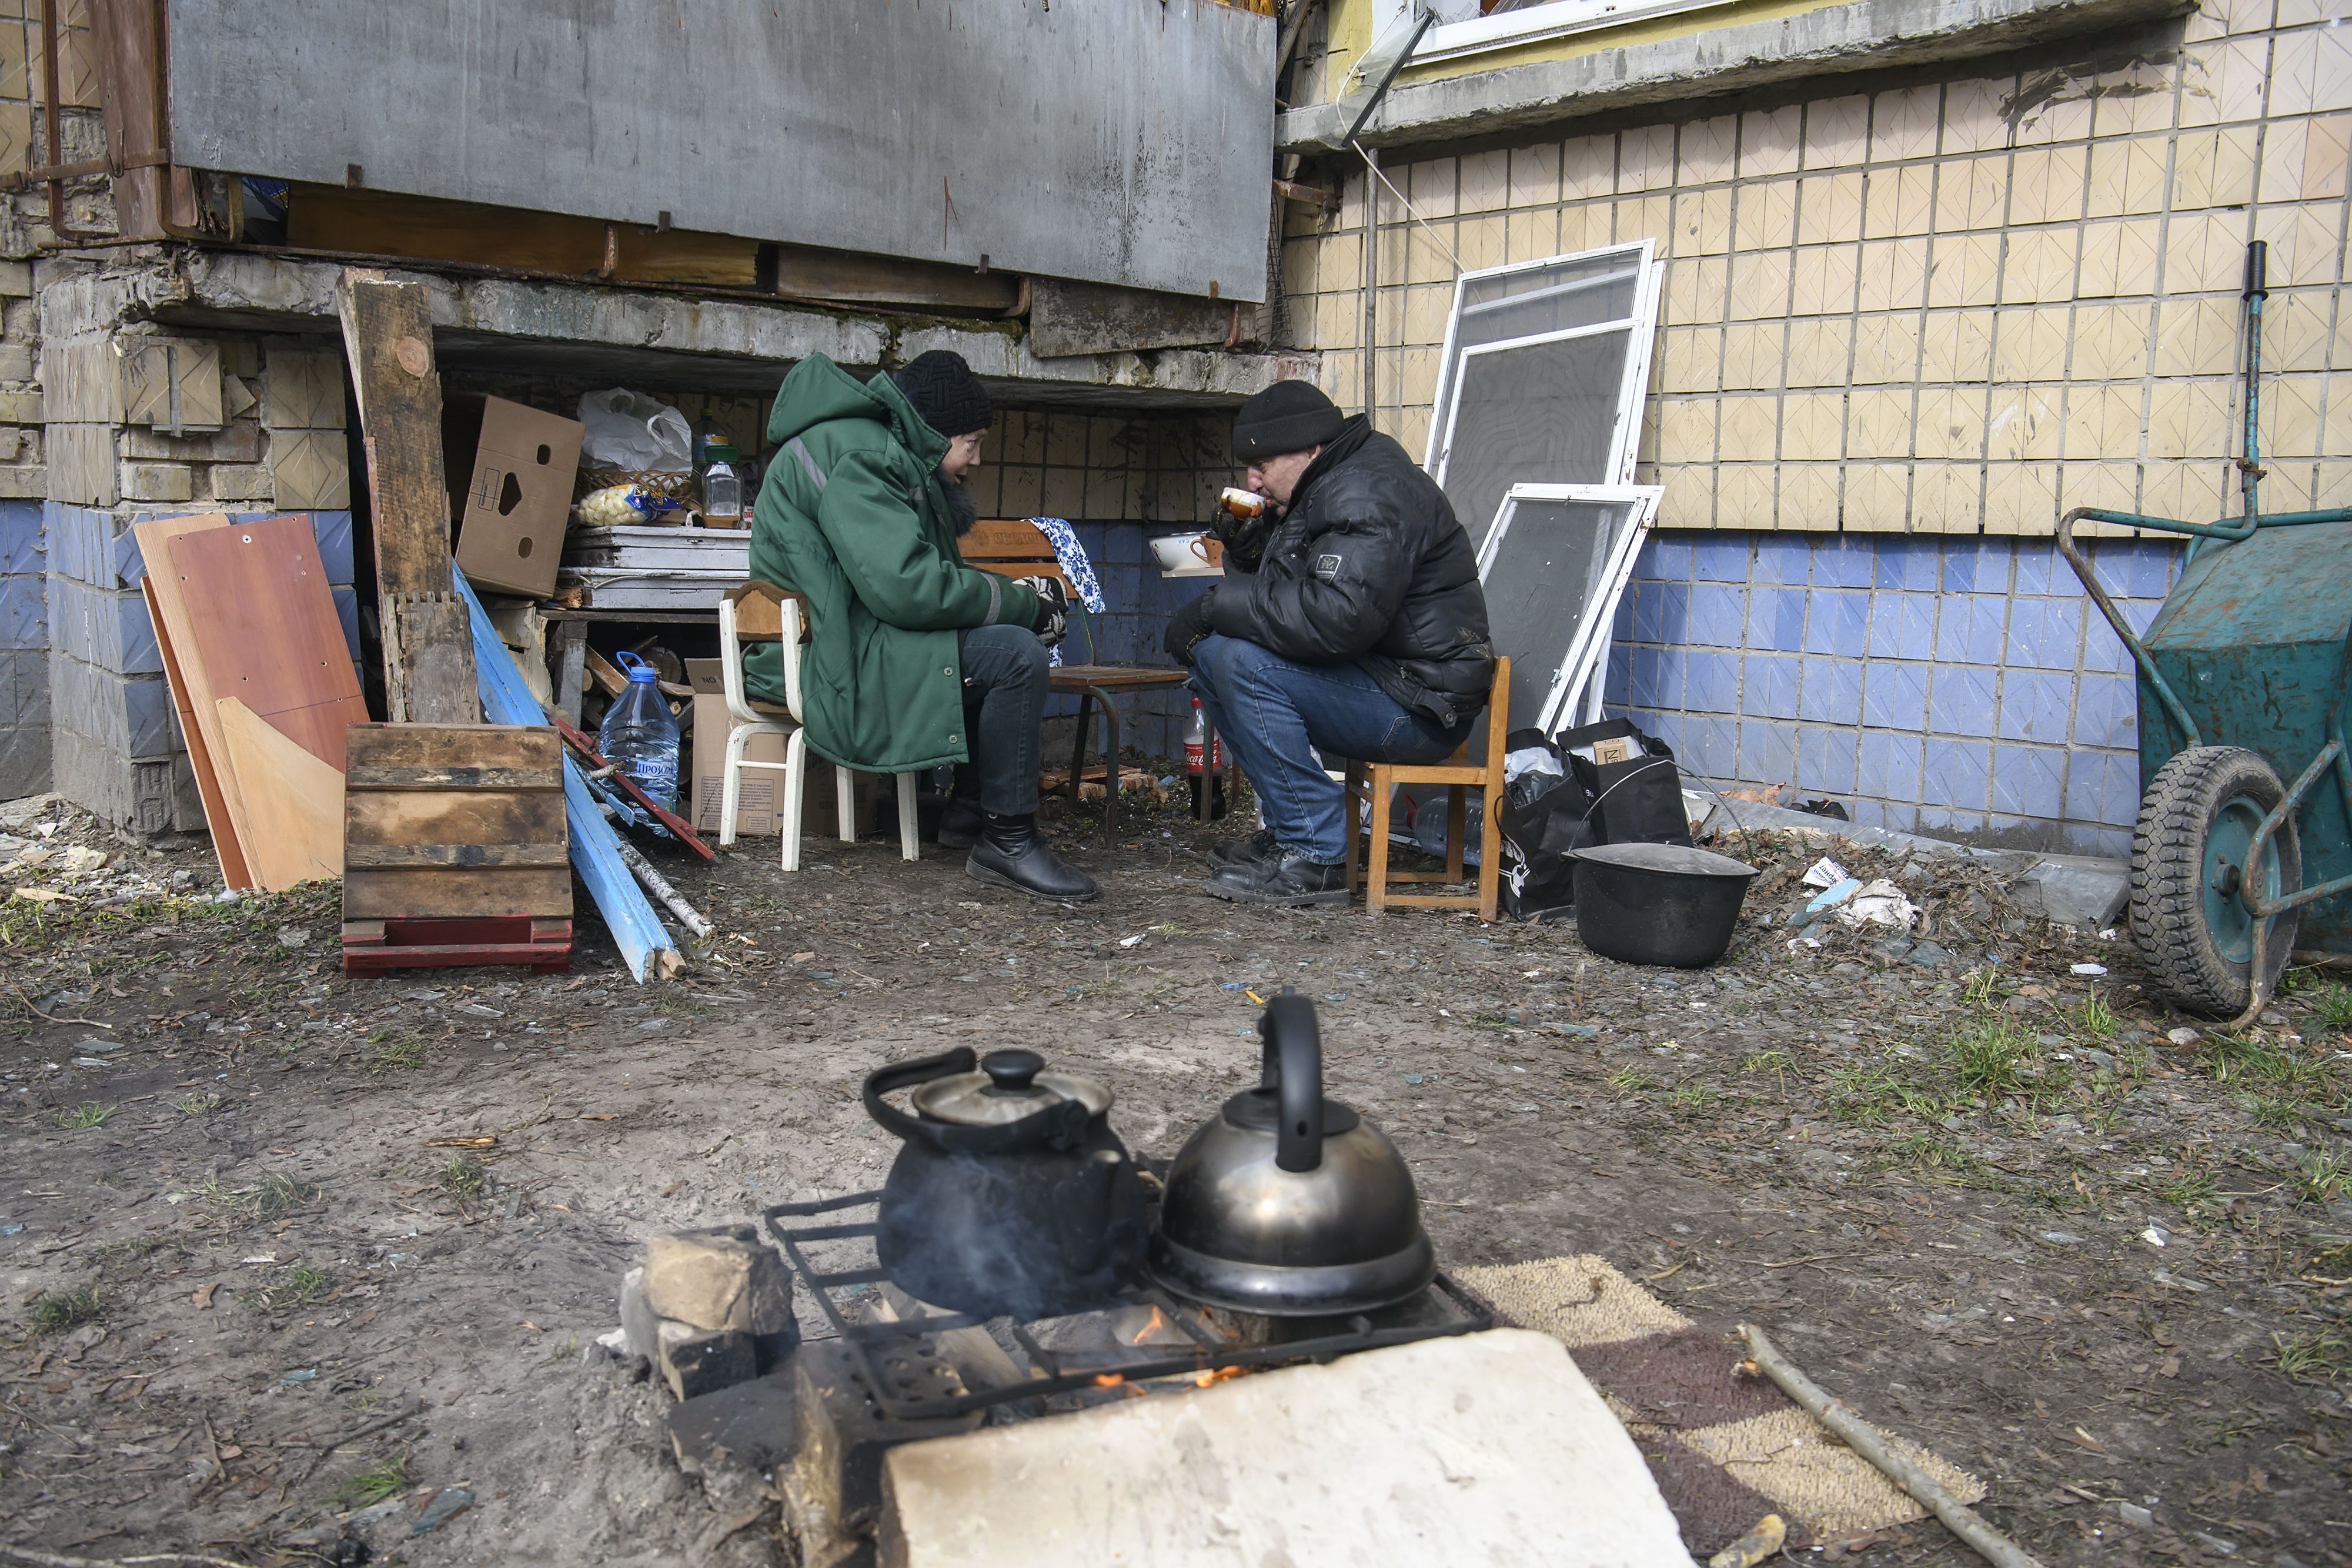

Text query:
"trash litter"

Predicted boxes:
[[1118, 932, 1150, 948], [411, 1487, 475, 1534], [1832, 879, 1919, 931], [2071, 962, 2108, 976], [280, 1367, 318, 1383], [1800, 856, 1849, 889], [2140, 1225, 2169, 1248], [577, 388, 692, 473], [1805, 877, 1862, 913]]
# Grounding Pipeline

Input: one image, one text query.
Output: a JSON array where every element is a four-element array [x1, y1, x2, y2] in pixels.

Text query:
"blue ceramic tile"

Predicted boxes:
[[116, 591, 161, 676], [2073, 674, 2136, 749], [1690, 536, 1749, 582], [1629, 646, 1681, 710], [1867, 590, 1937, 659], [332, 587, 362, 661], [1612, 584, 1639, 639], [1915, 805, 1991, 837], [1796, 727, 1858, 794], [1688, 583, 1748, 647], [2010, 540, 2064, 596], [1928, 666, 1997, 737], [1738, 720, 1796, 783], [1920, 738, 1990, 810], [1604, 645, 1632, 706], [1750, 586, 1808, 651], [1812, 536, 1873, 589], [0, 502, 41, 576], [1991, 744, 2065, 818], [1684, 650, 1740, 713], [1803, 588, 1869, 654], [2101, 752, 2144, 826], [1682, 716, 1738, 777], [309, 510, 355, 584], [2004, 597, 2082, 671], [1647, 711, 1688, 757], [2127, 541, 2179, 599], [1934, 596, 2006, 665], [1631, 538, 1669, 581], [1632, 581, 1690, 645], [2082, 615, 2132, 675], [1861, 661, 1929, 730], [1858, 731, 1924, 804], [2089, 825, 2132, 858], [1798, 658, 1863, 726], [1646, 537, 1693, 582], [0, 648, 45, 728], [1743, 654, 1801, 719], [1996, 669, 2073, 743], [1753, 535, 1810, 585], [2064, 751, 2115, 825], [126, 675, 174, 760], [1940, 537, 2012, 593], [0, 572, 42, 651], [1874, 536, 1940, 591]]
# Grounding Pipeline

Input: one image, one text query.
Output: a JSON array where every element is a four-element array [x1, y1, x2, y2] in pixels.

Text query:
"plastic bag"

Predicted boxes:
[[577, 389, 693, 472]]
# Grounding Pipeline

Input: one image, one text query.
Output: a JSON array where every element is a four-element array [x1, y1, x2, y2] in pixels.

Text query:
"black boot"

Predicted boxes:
[[1208, 826, 1278, 868], [967, 813, 1100, 902], [937, 797, 983, 850], [1205, 850, 1349, 907]]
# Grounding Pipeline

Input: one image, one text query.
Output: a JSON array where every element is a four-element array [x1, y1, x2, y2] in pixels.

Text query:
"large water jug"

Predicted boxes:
[[598, 650, 680, 811]]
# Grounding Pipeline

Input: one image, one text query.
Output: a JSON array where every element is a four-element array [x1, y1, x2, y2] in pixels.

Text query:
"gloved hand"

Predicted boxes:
[[1015, 574, 1068, 650], [1211, 509, 1274, 574], [1163, 590, 1217, 667]]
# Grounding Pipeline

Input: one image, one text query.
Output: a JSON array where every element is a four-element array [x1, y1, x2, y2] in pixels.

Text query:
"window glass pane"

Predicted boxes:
[[1479, 496, 1634, 730], [1454, 252, 1643, 352], [1441, 328, 1633, 556]]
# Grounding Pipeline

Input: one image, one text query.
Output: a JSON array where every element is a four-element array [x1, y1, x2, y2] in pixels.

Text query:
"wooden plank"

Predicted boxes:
[[141, 566, 252, 890], [345, 765, 558, 791], [961, 519, 1057, 558], [345, 785, 567, 851], [337, 268, 479, 723], [214, 698, 343, 891], [342, 867, 573, 922], [289, 184, 761, 287], [343, 843, 571, 870], [346, 724, 560, 773]]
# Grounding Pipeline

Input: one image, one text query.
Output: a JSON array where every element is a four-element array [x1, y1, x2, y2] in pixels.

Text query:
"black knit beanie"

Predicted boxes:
[[893, 350, 994, 439], [1232, 380, 1346, 460]]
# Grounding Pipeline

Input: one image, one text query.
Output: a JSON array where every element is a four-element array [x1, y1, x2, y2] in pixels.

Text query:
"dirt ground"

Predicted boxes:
[[2, 788, 2348, 1568]]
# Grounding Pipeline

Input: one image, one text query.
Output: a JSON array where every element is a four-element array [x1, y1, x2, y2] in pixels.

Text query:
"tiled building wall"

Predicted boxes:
[[0, 498, 42, 794]]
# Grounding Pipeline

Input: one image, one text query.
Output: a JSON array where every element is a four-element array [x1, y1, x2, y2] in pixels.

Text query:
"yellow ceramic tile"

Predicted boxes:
[[1562, 135, 1615, 200], [2178, 37, 2271, 127], [2280, 0, 2340, 26], [2063, 385, 2147, 462], [1919, 309, 1995, 383], [2146, 379, 2239, 459], [1850, 314, 1924, 385], [2173, 125, 2261, 210], [1916, 387, 1989, 460], [2253, 460, 2316, 511], [1781, 392, 1846, 460], [2263, 372, 2326, 457], [1374, 220, 1410, 289], [1788, 243, 1860, 316], [1041, 466, 1085, 517], [1621, 123, 1677, 192], [2271, 26, 2352, 117], [1728, 252, 1793, 320], [1458, 149, 1509, 213], [1869, 86, 1941, 163], [1402, 283, 1449, 347], [2091, 58, 2180, 137], [1658, 326, 1723, 393], [2009, 148, 2089, 226], [2261, 113, 2351, 202], [1314, 292, 1360, 351], [1779, 463, 1843, 531], [1863, 163, 1935, 239], [2315, 460, 2352, 509], [1722, 322, 1786, 390], [1659, 462, 1716, 529], [1986, 387, 2064, 460], [1375, 284, 1406, 343], [1942, 78, 2015, 155], [1992, 306, 2072, 383], [0, 20, 26, 102], [2010, 81, 2093, 148], [1407, 156, 1459, 218], [1404, 221, 1455, 286], [1282, 243, 1320, 300], [2164, 211, 2253, 292], [1933, 153, 2010, 232], [1674, 189, 1733, 256], [1505, 209, 1562, 263], [1912, 462, 1986, 533], [1396, 403, 1434, 457], [1338, 172, 1367, 235], [2154, 295, 2243, 376], [1665, 256, 1728, 325], [1803, 95, 1870, 169], [1786, 318, 1855, 387], [1509, 144, 1562, 208], [1846, 386, 1916, 459], [1735, 176, 1800, 250], [1659, 399, 1719, 464], [1983, 463, 2060, 534], [1928, 232, 2006, 309], [1718, 394, 1779, 462], [1636, 404, 1662, 469], [1618, 194, 1672, 250], [1740, 105, 1803, 178], [1557, 200, 1611, 254], [1795, 172, 1865, 246], [2084, 134, 2167, 219], [1716, 463, 1778, 529], [1843, 463, 1910, 531], [1322, 353, 1362, 410], [1679, 115, 1738, 185], [2254, 202, 2348, 286], [2219, 0, 2278, 33], [1457, 215, 1505, 272], [2139, 459, 2230, 523], [2076, 218, 2163, 299], [2261, 286, 2333, 371], [1855, 238, 1930, 313], [1318, 232, 1363, 294]]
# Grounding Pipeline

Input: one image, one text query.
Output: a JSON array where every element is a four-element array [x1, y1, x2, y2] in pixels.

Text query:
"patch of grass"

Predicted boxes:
[[1828, 1065, 1906, 1127], [1605, 1069, 1654, 1094], [49, 1101, 115, 1129], [338, 1455, 410, 1508], [365, 1031, 425, 1072], [1949, 1015, 2040, 1099], [2071, 988, 2121, 1041], [1740, 1049, 1793, 1096], [86, 1237, 156, 1271], [2272, 1326, 2351, 1383], [176, 1090, 221, 1116], [24, 1283, 102, 1336], [436, 1158, 489, 1201], [1960, 967, 2001, 1009], [1669, 1083, 1719, 1117], [2159, 1167, 2221, 1218], [1891, 1132, 1983, 1174], [248, 1263, 336, 1313], [2294, 1145, 2350, 1208], [206, 1169, 319, 1223]]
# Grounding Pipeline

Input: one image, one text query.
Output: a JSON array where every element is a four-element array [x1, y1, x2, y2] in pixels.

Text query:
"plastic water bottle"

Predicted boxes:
[[701, 442, 743, 526], [599, 650, 680, 810]]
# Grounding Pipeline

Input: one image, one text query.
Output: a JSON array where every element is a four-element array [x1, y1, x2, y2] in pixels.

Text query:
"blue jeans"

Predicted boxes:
[[1189, 634, 1474, 864]]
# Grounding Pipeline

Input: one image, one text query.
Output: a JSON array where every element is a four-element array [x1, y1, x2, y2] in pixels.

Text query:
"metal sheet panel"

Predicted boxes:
[[166, 0, 1275, 303]]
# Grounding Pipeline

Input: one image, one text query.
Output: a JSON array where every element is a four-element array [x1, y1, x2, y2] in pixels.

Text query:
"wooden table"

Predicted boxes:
[[1051, 663, 1240, 845]]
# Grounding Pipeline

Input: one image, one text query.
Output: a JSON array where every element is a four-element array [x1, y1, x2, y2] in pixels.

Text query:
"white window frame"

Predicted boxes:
[[1369, 0, 1742, 67], [1473, 482, 1660, 734]]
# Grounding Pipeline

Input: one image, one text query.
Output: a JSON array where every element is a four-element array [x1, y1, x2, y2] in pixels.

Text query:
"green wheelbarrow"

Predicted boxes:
[[2060, 239, 2352, 1028]]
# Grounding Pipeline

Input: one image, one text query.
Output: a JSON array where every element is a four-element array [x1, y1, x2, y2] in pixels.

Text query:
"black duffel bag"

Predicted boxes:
[[1561, 717, 1693, 849], [1496, 719, 1691, 920]]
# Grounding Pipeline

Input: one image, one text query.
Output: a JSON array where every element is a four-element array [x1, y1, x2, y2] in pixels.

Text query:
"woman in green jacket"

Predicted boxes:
[[746, 350, 1096, 902]]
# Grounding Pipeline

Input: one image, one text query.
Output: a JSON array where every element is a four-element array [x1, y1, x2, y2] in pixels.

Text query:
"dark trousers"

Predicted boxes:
[[954, 625, 1048, 816]]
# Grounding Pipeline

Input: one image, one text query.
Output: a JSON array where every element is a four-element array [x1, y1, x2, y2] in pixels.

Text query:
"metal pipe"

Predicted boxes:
[[2239, 240, 2267, 527], [1361, 143, 1378, 419]]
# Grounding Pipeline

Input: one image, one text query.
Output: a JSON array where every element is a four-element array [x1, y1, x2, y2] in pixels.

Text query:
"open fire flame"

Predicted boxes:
[[1089, 1362, 1247, 1391], [1126, 1307, 1166, 1345]]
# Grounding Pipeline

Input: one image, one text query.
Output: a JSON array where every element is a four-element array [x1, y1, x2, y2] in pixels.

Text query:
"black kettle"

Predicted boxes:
[[863, 1047, 1148, 1320], [1149, 991, 1434, 1317]]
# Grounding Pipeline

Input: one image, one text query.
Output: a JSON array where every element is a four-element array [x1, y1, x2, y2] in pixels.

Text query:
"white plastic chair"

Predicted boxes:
[[717, 581, 918, 871]]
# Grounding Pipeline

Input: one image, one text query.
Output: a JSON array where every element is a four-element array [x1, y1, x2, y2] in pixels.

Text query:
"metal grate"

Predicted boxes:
[[766, 1192, 1492, 1422]]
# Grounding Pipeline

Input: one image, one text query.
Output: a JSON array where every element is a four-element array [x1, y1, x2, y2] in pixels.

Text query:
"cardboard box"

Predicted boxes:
[[689, 693, 873, 838], [684, 657, 726, 696], [452, 396, 586, 599]]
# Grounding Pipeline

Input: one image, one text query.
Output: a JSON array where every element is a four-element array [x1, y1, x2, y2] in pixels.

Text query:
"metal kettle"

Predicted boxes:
[[1148, 991, 1434, 1316], [864, 1046, 1148, 1321]]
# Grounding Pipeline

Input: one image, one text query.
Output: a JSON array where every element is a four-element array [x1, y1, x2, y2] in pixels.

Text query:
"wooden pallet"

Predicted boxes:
[[342, 917, 573, 975]]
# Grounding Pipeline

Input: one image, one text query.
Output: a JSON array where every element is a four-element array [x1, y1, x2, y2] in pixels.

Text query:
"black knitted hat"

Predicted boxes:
[[893, 350, 994, 439], [1232, 379, 1346, 460]]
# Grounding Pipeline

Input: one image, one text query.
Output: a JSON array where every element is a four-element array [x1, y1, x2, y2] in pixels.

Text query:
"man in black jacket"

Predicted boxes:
[[1164, 382, 1494, 905]]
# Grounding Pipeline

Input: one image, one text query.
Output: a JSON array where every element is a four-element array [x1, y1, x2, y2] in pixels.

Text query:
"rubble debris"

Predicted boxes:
[[642, 1225, 794, 1336]]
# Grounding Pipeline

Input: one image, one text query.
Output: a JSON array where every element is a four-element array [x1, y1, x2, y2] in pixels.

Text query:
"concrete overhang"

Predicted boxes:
[[58, 246, 1312, 412], [1279, 0, 2192, 155]]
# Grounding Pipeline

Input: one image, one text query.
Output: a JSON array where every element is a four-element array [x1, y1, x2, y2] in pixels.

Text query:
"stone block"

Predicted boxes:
[[666, 1367, 799, 1482], [2013, 854, 2130, 929], [40, 337, 123, 424], [0, 464, 42, 499], [877, 1329, 1693, 1568], [0, 389, 42, 423], [205, 462, 272, 502], [46, 423, 118, 506], [619, 1266, 659, 1361], [643, 1225, 793, 1335], [49, 725, 198, 834], [655, 1319, 756, 1402], [0, 344, 34, 380], [0, 260, 31, 297], [121, 462, 195, 503], [121, 422, 260, 462], [49, 651, 173, 755], [46, 574, 158, 674]]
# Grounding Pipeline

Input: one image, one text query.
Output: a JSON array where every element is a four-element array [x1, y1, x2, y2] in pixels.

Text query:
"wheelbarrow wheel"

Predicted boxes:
[[2129, 745, 2301, 1017]]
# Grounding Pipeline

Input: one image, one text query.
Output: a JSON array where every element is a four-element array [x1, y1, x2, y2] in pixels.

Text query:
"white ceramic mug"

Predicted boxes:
[[1150, 532, 1218, 573]]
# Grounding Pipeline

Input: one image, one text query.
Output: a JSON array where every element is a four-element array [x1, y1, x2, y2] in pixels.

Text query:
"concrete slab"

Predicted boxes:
[[877, 1328, 1695, 1568]]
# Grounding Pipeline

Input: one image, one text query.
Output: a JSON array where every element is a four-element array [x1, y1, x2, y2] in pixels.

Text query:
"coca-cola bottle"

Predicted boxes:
[[1184, 698, 1229, 819]]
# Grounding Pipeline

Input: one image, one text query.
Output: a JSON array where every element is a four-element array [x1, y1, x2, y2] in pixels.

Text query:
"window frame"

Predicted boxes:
[[1371, 0, 1745, 66], [1474, 482, 1662, 733]]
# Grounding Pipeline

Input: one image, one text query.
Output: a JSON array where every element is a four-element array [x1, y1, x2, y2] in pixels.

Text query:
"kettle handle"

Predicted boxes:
[[1258, 988, 1323, 1173], [863, 1048, 1090, 1154]]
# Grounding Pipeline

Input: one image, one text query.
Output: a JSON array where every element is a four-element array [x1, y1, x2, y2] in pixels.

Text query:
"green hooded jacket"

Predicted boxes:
[[745, 355, 1041, 773]]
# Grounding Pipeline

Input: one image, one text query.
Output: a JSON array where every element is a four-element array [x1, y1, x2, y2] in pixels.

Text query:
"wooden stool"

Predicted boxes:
[[1342, 656, 1510, 921]]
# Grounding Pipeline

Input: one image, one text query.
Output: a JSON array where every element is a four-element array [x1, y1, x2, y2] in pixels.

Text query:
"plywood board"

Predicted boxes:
[[215, 697, 343, 891], [141, 564, 253, 890]]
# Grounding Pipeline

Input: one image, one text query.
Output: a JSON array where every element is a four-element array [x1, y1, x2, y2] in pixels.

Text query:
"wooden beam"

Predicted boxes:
[[336, 268, 480, 724]]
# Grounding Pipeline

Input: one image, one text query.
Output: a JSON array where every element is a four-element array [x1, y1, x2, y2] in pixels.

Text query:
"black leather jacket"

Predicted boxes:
[[1202, 417, 1494, 727]]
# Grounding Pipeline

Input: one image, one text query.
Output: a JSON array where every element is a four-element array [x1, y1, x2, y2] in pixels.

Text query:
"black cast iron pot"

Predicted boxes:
[[864, 1047, 1148, 1321], [1569, 841, 1759, 967]]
